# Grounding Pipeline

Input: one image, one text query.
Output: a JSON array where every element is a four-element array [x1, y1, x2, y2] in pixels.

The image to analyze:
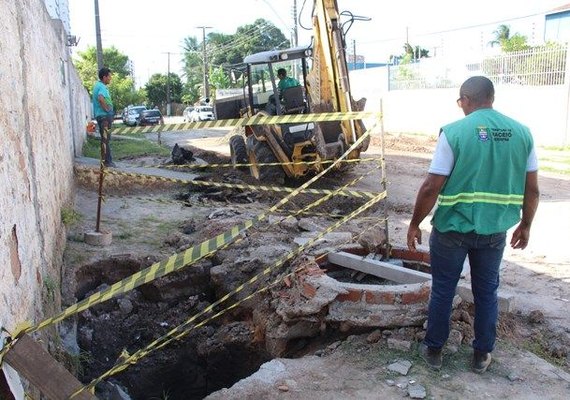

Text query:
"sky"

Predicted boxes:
[[68, 0, 567, 87]]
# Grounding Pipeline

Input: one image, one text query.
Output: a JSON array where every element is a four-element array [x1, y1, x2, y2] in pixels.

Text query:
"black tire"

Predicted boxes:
[[247, 138, 285, 184], [229, 135, 248, 170]]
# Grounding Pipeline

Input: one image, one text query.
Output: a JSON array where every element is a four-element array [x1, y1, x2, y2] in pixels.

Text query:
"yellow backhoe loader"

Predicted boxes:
[[228, 0, 370, 183]]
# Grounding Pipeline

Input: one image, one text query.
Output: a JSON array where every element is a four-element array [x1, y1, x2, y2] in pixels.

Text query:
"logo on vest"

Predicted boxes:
[[477, 126, 489, 142]]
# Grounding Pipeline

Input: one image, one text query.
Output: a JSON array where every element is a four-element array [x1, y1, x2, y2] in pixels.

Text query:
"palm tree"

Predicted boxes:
[[489, 24, 511, 48]]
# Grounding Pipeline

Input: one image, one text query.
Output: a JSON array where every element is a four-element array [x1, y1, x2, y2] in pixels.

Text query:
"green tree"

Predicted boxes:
[[209, 66, 231, 90], [73, 46, 144, 112], [181, 19, 288, 100], [489, 24, 511, 48], [73, 46, 130, 90], [489, 25, 529, 52], [501, 33, 529, 52], [145, 73, 183, 108]]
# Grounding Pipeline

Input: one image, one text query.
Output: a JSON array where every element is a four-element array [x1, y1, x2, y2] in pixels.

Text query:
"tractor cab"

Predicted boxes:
[[240, 46, 313, 117]]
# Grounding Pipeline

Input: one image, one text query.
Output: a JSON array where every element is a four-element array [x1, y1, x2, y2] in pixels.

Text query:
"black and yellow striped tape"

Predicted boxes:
[[22, 217, 261, 335], [99, 169, 380, 199], [140, 156, 383, 171], [112, 111, 381, 135], [4, 124, 375, 360], [74, 188, 387, 396]]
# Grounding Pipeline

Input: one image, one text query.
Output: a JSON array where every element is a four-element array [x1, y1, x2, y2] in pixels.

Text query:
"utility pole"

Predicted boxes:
[[292, 0, 298, 47], [197, 26, 212, 102], [164, 52, 171, 116], [94, 0, 103, 70]]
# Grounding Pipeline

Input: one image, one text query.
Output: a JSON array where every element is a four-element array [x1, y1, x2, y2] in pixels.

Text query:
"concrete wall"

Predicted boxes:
[[0, 0, 90, 334], [351, 67, 570, 147]]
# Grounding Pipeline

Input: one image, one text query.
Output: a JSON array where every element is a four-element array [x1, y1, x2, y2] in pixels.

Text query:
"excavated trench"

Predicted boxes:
[[73, 255, 272, 399], [70, 244, 433, 399], [68, 157, 434, 399]]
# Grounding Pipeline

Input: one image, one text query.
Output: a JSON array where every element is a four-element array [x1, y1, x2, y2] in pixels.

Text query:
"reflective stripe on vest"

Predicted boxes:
[[438, 192, 524, 206]]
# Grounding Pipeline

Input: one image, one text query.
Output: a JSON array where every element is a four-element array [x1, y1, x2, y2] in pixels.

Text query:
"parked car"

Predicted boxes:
[[123, 105, 146, 126], [124, 109, 140, 126], [138, 109, 163, 126], [188, 106, 215, 122], [182, 106, 195, 122]]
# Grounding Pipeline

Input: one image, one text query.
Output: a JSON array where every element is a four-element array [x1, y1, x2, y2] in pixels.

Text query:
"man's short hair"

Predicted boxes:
[[460, 76, 494, 104], [277, 68, 286, 77], [98, 67, 112, 80]]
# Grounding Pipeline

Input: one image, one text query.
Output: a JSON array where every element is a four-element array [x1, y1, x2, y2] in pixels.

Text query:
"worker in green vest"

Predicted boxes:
[[407, 76, 539, 374]]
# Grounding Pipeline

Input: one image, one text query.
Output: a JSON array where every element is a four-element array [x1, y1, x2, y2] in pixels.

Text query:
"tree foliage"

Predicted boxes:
[[73, 46, 130, 89], [72, 46, 144, 112], [489, 24, 529, 52], [180, 19, 288, 104], [144, 73, 183, 108], [389, 42, 430, 65]]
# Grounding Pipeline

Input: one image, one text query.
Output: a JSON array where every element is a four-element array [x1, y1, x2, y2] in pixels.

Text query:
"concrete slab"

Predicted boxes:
[[328, 251, 514, 312], [328, 251, 431, 284]]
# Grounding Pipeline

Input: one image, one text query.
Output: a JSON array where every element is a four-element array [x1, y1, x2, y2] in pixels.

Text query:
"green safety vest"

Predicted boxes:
[[433, 108, 534, 234]]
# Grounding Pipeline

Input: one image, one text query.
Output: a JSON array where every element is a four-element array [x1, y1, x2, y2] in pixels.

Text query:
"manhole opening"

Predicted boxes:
[[73, 256, 271, 400]]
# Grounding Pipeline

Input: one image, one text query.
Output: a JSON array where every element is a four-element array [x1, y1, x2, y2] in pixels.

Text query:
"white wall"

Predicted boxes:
[[0, 0, 90, 334], [351, 67, 570, 147]]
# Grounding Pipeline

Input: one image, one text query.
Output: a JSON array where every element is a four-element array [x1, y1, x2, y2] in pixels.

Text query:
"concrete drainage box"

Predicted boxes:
[[312, 247, 432, 330]]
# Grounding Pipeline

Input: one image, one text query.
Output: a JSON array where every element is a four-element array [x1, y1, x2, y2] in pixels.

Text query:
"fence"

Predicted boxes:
[[388, 44, 569, 90]]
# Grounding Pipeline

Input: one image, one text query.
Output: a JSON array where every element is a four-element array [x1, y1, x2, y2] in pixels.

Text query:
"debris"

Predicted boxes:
[[277, 385, 289, 392], [387, 338, 413, 351], [171, 143, 194, 164], [387, 360, 412, 375], [366, 330, 382, 344], [408, 383, 427, 399], [529, 310, 545, 324], [507, 372, 524, 382]]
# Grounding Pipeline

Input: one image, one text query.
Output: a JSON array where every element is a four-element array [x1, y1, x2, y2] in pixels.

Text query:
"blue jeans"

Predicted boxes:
[[96, 115, 114, 165], [424, 228, 506, 353]]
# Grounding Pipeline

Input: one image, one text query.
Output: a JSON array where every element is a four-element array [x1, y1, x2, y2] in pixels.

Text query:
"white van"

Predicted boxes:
[[189, 106, 215, 122]]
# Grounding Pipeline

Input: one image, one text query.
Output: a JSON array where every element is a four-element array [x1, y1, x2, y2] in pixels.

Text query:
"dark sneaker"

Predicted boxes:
[[105, 162, 117, 168], [472, 351, 492, 373], [418, 343, 442, 370]]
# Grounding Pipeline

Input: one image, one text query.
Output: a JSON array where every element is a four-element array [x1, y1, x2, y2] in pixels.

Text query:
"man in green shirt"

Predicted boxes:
[[277, 68, 300, 93], [407, 76, 539, 373], [92, 67, 115, 167]]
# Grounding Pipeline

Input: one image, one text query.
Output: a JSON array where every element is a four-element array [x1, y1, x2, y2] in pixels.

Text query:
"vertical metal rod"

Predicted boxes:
[[95, 124, 107, 233], [378, 99, 390, 258]]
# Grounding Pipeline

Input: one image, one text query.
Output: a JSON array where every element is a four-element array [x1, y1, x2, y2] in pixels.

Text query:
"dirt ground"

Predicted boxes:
[[65, 129, 570, 399]]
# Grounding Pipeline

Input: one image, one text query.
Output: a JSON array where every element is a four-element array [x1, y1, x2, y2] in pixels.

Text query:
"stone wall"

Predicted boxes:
[[0, 0, 90, 335]]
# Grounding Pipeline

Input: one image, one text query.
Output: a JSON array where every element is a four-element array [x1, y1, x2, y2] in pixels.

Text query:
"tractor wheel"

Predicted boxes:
[[229, 135, 247, 170], [247, 137, 285, 184]]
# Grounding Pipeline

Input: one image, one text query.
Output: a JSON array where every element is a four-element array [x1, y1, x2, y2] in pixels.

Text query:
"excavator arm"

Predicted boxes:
[[306, 0, 368, 157]]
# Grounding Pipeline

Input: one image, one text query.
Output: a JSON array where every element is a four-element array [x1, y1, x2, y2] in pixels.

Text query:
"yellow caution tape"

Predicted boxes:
[[98, 168, 380, 199], [74, 187, 387, 396], [12, 124, 375, 363], [142, 156, 383, 171], [23, 217, 261, 336], [112, 111, 381, 135]]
